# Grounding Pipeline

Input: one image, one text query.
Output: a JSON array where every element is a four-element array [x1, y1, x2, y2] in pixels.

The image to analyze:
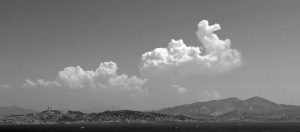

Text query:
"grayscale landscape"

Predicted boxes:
[[0, 0, 300, 131]]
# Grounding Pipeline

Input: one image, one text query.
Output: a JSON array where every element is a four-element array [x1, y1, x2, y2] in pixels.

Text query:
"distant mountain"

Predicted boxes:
[[157, 96, 300, 121], [0, 105, 37, 115]]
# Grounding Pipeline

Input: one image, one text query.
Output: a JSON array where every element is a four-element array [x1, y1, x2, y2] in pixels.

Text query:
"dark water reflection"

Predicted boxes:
[[1, 122, 300, 132]]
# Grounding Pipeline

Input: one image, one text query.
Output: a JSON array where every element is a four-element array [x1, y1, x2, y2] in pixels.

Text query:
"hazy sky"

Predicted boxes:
[[0, 0, 300, 111]]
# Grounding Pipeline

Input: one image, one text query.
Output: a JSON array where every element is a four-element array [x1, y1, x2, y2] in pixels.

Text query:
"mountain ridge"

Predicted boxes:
[[156, 96, 300, 121], [1, 96, 300, 123]]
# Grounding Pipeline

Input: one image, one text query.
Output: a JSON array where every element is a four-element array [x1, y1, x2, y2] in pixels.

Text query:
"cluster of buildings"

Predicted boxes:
[[0, 109, 196, 124], [3, 107, 296, 125]]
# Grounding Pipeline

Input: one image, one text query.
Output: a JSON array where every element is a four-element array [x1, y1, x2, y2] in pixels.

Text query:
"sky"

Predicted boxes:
[[0, 0, 300, 111]]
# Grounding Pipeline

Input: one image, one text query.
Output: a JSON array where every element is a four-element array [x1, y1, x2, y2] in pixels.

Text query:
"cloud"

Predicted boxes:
[[21, 61, 147, 95], [58, 61, 148, 93], [109, 74, 148, 93], [22, 79, 37, 87], [0, 84, 11, 89], [140, 20, 241, 79], [58, 61, 117, 89], [22, 79, 60, 88], [172, 85, 187, 94], [36, 79, 61, 87], [199, 90, 222, 101]]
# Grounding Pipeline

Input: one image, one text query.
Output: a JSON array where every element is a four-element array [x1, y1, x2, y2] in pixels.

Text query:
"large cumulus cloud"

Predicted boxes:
[[23, 61, 148, 93], [58, 61, 118, 89], [140, 20, 241, 78], [58, 61, 148, 93]]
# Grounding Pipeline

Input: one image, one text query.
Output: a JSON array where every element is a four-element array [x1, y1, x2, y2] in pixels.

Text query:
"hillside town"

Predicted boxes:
[[0, 108, 197, 125], [1, 109, 300, 125], [2, 96, 300, 125]]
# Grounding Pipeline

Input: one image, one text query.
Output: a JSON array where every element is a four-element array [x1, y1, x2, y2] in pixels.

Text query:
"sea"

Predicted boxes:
[[1, 122, 300, 132]]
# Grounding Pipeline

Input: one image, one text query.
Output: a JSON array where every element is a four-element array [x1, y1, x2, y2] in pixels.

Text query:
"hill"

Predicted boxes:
[[157, 96, 300, 121], [0, 109, 197, 124]]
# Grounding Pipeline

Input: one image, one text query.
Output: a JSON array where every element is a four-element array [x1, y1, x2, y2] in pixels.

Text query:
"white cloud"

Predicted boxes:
[[58, 61, 117, 89], [36, 79, 61, 87], [172, 85, 187, 94], [140, 20, 241, 78], [22, 79, 37, 87], [22, 79, 60, 88], [199, 90, 222, 101], [109, 74, 148, 93], [58, 61, 148, 93], [21, 61, 147, 95], [0, 84, 11, 89]]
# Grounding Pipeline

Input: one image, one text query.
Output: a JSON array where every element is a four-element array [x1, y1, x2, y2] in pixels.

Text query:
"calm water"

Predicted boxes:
[[1, 122, 300, 132]]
